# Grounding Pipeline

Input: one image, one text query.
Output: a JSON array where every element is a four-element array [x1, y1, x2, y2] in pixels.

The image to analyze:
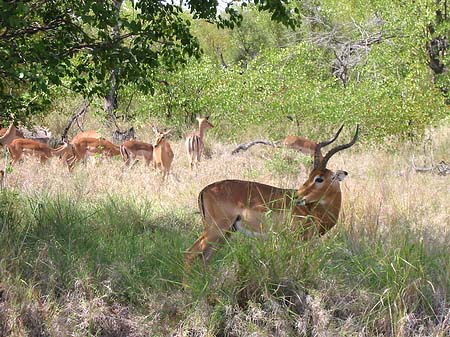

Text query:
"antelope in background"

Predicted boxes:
[[0, 123, 23, 148], [0, 125, 24, 139], [153, 126, 174, 181], [7, 139, 68, 165], [185, 124, 359, 269], [66, 137, 120, 171], [283, 135, 323, 161], [60, 130, 103, 165], [0, 123, 67, 164], [186, 116, 213, 169], [120, 140, 153, 167]]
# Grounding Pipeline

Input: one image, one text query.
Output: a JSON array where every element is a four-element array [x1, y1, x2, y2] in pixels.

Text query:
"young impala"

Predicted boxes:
[[186, 116, 213, 169], [152, 126, 174, 181], [185, 124, 359, 269], [0, 125, 24, 139]]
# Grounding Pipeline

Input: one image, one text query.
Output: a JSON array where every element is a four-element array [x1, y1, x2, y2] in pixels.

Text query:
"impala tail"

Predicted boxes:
[[186, 136, 201, 162]]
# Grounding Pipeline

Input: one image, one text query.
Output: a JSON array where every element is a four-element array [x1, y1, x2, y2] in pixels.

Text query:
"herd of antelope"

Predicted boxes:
[[0, 117, 215, 180], [0, 117, 359, 273]]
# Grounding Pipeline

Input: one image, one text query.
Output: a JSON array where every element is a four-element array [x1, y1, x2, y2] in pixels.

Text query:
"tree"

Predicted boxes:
[[0, 0, 300, 123]]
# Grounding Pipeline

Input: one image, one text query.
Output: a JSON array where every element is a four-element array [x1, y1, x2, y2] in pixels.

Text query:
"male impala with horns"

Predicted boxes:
[[185, 124, 359, 269]]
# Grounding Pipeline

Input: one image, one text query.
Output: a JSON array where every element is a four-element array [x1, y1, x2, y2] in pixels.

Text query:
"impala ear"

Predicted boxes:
[[152, 126, 159, 135], [334, 170, 348, 181]]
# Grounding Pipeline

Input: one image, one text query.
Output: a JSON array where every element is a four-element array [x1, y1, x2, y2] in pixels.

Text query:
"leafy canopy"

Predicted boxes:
[[0, 0, 299, 122]]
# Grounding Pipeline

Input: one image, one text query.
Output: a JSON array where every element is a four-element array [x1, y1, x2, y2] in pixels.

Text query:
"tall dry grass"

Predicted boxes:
[[0, 124, 449, 336]]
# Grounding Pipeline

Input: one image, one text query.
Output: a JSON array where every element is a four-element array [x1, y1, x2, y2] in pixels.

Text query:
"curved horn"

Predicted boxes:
[[319, 124, 359, 169], [313, 124, 344, 169]]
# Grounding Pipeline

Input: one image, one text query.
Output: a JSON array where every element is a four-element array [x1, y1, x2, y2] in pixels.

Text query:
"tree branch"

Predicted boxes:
[[231, 140, 277, 155]]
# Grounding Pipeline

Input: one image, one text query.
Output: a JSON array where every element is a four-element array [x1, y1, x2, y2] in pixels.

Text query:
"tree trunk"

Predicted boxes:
[[104, 0, 124, 127], [427, 1, 449, 97]]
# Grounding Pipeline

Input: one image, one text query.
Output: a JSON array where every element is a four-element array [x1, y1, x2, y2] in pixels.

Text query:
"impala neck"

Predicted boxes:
[[155, 138, 165, 148], [307, 190, 342, 234], [198, 122, 206, 140]]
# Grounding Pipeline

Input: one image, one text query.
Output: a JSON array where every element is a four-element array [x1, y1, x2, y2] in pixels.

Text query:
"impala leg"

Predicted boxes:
[[67, 155, 78, 171], [163, 169, 170, 182], [188, 154, 194, 170], [185, 218, 233, 269], [10, 157, 18, 166], [185, 231, 228, 270], [130, 159, 138, 169]]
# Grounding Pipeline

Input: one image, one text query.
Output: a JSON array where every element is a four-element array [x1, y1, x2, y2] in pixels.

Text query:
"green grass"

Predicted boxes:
[[0, 192, 192, 302]]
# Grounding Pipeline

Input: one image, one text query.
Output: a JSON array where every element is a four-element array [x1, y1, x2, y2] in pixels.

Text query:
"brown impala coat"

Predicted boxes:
[[185, 124, 359, 268], [283, 135, 323, 160], [7, 139, 67, 164], [120, 140, 153, 166], [66, 137, 120, 171], [153, 128, 174, 181], [185, 116, 213, 169], [0, 123, 23, 147]]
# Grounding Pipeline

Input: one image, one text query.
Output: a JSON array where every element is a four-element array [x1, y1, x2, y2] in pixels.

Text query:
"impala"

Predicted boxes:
[[152, 126, 174, 181], [71, 130, 102, 143], [0, 125, 24, 139], [185, 124, 359, 268], [283, 135, 323, 160], [60, 130, 103, 164], [0, 123, 23, 147], [186, 116, 213, 169], [1, 123, 67, 164], [120, 140, 153, 166], [66, 137, 120, 171], [7, 138, 68, 165]]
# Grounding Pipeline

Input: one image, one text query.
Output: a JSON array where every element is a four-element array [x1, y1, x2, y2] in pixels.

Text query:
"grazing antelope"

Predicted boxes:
[[0, 125, 24, 139], [120, 140, 153, 167], [71, 130, 102, 144], [185, 124, 359, 269], [283, 135, 323, 160], [152, 126, 174, 181], [0, 123, 23, 147], [186, 116, 213, 169], [7, 138, 68, 165], [60, 130, 103, 164], [66, 137, 120, 171]]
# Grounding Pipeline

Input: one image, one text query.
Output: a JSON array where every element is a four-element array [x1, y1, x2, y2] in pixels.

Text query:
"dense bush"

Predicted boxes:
[[132, 42, 447, 142]]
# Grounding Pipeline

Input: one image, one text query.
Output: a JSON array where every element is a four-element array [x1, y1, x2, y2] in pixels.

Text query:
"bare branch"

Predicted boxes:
[[231, 140, 277, 155], [61, 99, 91, 143]]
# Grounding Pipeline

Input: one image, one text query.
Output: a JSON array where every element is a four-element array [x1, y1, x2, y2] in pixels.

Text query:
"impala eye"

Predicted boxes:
[[315, 176, 324, 183]]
